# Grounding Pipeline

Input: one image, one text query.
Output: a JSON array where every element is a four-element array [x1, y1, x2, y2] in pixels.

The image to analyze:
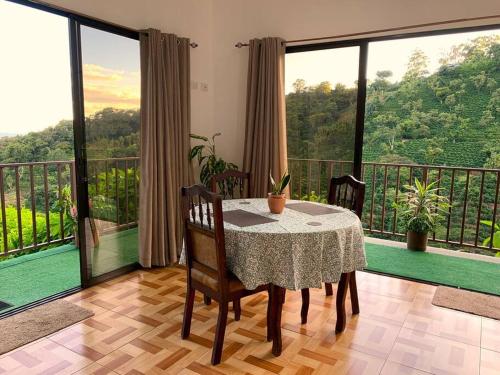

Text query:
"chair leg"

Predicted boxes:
[[349, 271, 360, 315], [204, 294, 212, 305], [325, 282, 333, 296], [267, 286, 273, 342], [335, 272, 351, 334], [211, 301, 229, 365], [234, 299, 241, 321], [300, 288, 310, 324], [181, 286, 195, 339]]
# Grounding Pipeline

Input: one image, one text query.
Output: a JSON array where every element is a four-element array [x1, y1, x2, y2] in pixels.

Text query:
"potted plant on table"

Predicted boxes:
[[394, 178, 449, 251], [268, 171, 290, 214]]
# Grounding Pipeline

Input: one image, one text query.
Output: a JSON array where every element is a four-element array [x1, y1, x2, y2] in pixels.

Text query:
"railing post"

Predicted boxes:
[[380, 165, 388, 233], [489, 172, 500, 250], [369, 164, 376, 231], [0, 167, 8, 254], [29, 165, 37, 249], [474, 171, 485, 247], [57, 164, 64, 240], [460, 170, 470, 245], [446, 169, 456, 243], [15, 166, 23, 250], [392, 166, 401, 234]]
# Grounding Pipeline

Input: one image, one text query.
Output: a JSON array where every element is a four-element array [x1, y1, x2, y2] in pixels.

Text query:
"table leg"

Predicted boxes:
[[335, 272, 351, 333], [271, 285, 284, 356]]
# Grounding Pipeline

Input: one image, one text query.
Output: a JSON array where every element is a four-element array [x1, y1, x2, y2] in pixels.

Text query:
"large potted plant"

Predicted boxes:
[[394, 178, 449, 251], [189, 133, 238, 187], [268, 171, 290, 214]]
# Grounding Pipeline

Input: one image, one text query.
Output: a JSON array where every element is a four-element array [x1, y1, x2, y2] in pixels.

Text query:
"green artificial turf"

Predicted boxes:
[[365, 243, 500, 296], [0, 228, 138, 312], [0, 244, 80, 311]]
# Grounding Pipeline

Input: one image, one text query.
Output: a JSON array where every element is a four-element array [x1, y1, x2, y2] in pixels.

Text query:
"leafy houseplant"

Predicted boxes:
[[480, 220, 500, 257], [268, 171, 291, 214], [189, 133, 238, 187], [394, 178, 449, 251]]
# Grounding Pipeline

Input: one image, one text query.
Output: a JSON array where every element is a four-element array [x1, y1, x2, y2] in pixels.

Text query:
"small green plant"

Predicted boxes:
[[300, 191, 327, 203], [53, 185, 77, 234], [189, 133, 238, 187], [480, 220, 500, 257], [269, 171, 291, 195], [394, 178, 449, 234]]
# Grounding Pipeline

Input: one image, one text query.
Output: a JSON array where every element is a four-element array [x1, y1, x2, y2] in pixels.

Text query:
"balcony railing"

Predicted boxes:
[[0, 157, 139, 257], [289, 158, 500, 254]]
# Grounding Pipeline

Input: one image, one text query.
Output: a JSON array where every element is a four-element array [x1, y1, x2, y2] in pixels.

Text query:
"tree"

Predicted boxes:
[[292, 79, 306, 93], [403, 49, 429, 81]]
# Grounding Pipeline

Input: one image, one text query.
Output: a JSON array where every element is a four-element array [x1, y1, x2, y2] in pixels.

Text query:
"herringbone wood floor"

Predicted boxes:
[[0, 266, 499, 374]]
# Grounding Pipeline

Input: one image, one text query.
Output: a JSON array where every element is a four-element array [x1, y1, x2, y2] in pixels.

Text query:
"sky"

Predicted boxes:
[[0, 0, 498, 134], [286, 29, 500, 93], [0, 1, 140, 136]]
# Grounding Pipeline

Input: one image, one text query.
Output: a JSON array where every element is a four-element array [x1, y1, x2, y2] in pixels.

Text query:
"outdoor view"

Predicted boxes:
[[0, 0, 140, 311], [286, 29, 500, 257]]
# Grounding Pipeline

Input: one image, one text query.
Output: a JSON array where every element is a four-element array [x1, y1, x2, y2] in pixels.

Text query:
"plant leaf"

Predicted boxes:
[[190, 133, 208, 141]]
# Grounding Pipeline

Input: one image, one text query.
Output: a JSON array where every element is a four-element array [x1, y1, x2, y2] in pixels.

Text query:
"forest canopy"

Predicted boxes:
[[0, 108, 139, 163], [286, 35, 500, 168]]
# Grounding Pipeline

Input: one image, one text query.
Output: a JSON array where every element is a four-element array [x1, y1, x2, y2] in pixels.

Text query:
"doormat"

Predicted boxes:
[[0, 299, 93, 354], [432, 286, 500, 320]]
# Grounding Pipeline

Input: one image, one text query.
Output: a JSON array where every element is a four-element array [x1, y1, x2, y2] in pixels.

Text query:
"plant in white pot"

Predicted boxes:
[[268, 171, 290, 214], [394, 178, 449, 251]]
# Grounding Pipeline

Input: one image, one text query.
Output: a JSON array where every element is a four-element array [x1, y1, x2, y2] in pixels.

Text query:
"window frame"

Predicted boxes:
[[285, 23, 500, 179]]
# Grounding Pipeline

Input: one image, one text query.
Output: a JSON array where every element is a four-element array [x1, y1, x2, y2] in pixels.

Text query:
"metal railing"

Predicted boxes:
[[289, 158, 500, 253], [0, 157, 139, 257]]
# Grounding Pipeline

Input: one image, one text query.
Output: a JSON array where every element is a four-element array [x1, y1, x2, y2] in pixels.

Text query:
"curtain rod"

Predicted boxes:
[[30, 0, 198, 47], [234, 14, 500, 47]]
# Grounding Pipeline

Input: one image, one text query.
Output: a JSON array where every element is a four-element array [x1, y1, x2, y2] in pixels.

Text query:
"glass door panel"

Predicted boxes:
[[80, 25, 140, 278], [285, 46, 360, 200], [0, 0, 79, 313]]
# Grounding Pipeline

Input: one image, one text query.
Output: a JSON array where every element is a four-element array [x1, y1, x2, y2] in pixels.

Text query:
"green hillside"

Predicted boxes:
[[287, 35, 500, 169]]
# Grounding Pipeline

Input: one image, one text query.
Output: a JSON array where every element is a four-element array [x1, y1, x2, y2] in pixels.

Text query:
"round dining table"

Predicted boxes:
[[194, 198, 367, 356]]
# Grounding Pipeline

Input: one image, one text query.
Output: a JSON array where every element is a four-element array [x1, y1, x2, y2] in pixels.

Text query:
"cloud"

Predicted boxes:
[[83, 64, 124, 82], [82, 64, 140, 115]]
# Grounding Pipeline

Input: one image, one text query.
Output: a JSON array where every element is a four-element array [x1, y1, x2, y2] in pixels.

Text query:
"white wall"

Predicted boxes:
[[41, 0, 500, 168]]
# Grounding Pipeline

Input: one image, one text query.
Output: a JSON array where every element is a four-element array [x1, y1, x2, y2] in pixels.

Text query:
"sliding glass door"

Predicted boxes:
[[0, 0, 80, 313], [78, 25, 141, 280], [285, 44, 366, 200], [0, 0, 142, 314]]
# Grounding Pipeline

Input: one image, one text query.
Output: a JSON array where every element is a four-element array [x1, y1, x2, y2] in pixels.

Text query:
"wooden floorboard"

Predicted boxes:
[[0, 267, 497, 374]]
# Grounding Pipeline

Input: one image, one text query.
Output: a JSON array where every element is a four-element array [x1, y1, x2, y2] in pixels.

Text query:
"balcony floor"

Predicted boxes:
[[0, 228, 138, 313], [364, 237, 500, 296]]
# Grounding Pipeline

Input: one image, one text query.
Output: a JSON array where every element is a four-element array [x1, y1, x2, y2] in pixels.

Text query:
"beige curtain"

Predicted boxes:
[[243, 37, 288, 198], [139, 29, 191, 267]]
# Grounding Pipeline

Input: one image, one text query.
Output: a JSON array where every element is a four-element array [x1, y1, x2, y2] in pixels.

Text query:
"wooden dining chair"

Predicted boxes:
[[180, 184, 270, 365], [211, 170, 250, 199], [202, 170, 250, 307], [300, 175, 366, 325]]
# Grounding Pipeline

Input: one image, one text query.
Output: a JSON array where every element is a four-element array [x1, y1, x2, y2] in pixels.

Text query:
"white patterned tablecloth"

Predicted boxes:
[[181, 198, 366, 291]]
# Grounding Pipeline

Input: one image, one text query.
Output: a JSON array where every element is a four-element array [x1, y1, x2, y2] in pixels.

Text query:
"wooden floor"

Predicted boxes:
[[1, 267, 499, 375]]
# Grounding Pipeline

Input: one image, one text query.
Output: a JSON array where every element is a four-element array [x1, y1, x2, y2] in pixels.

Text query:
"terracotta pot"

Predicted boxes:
[[407, 230, 428, 251], [268, 193, 286, 214]]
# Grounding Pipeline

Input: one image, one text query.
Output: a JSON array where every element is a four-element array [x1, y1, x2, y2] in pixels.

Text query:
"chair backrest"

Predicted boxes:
[[328, 175, 366, 219], [181, 184, 229, 293], [211, 170, 250, 199]]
